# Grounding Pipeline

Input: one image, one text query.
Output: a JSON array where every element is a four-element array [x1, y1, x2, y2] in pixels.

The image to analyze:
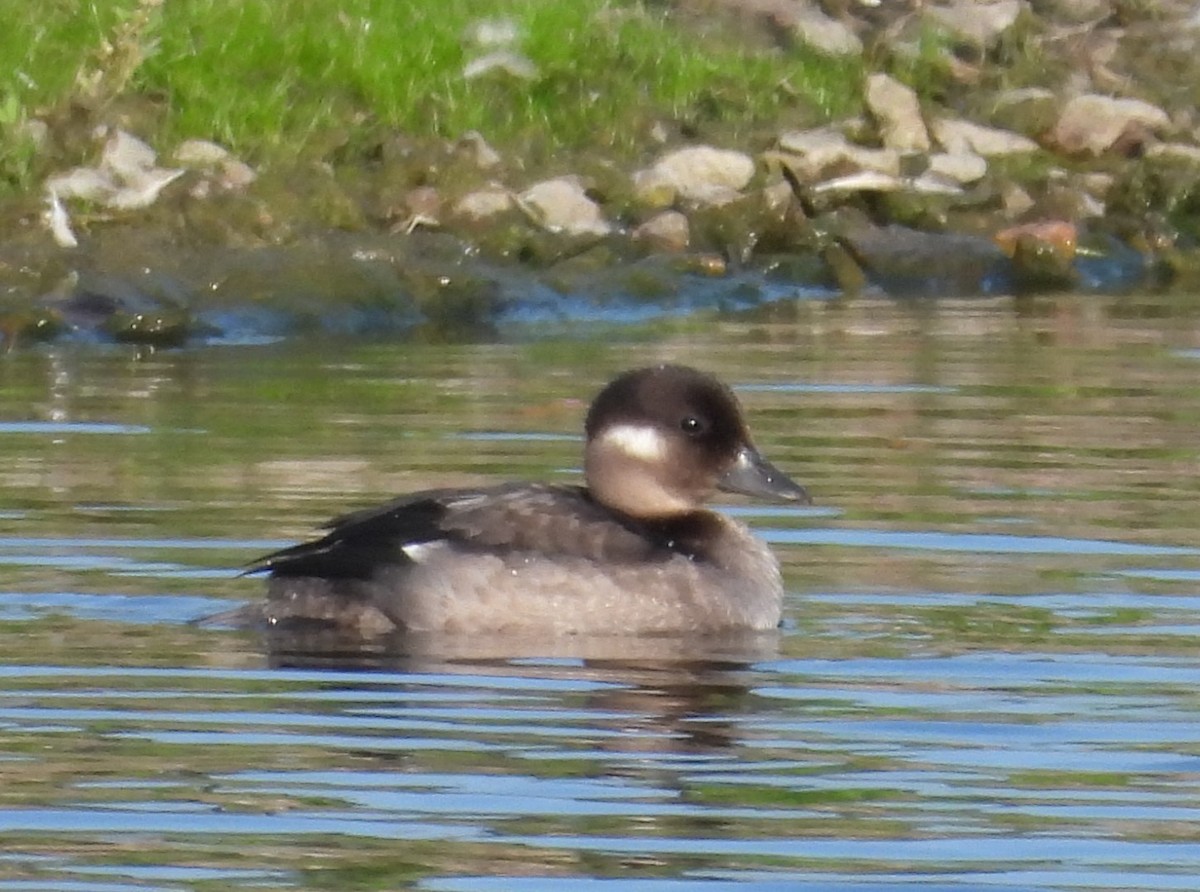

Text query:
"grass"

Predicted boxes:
[[1, 0, 861, 193]]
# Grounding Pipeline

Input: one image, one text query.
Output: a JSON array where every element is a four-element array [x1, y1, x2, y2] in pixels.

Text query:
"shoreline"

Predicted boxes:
[[3, 1, 1199, 347]]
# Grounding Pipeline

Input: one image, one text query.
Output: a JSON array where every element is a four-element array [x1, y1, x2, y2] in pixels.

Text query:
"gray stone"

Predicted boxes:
[[788, 3, 863, 56], [1146, 142, 1200, 164], [174, 139, 257, 191], [174, 139, 233, 167], [452, 188, 516, 221], [456, 131, 502, 169], [990, 88, 1059, 137], [932, 117, 1039, 156], [632, 211, 690, 253], [646, 146, 757, 205], [926, 0, 1024, 47], [101, 130, 158, 180], [630, 167, 677, 208], [928, 152, 989, 184], [46, 167, 117, 203], [517, 177, 611, 237], [1052, 93, 1171, 155], [774, 129, 901, 181], [865, 74, 930, 153]]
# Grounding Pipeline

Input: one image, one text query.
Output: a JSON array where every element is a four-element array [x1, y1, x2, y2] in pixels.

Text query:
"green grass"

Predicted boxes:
[[1, 0, 861, 191]]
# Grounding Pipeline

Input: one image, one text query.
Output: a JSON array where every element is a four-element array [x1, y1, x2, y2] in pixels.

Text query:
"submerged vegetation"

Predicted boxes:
[[2, 0, 859, 188]]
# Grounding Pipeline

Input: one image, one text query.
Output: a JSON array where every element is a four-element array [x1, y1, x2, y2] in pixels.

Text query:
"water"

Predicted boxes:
[[0, 292, 1198, 890]]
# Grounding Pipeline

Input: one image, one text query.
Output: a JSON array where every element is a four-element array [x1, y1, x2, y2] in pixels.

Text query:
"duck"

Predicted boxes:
[[245, 364, 810, 637]]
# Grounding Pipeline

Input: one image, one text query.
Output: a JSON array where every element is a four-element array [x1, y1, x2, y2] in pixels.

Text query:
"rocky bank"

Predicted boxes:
[[3, 0, 1200, 347]]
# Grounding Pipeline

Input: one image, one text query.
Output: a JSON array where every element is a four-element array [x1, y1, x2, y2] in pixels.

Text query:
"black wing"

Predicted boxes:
[[246, 483, 659, 580]]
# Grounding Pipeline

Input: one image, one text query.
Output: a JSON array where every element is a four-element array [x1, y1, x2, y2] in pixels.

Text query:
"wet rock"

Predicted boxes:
[[928, 152, 989, 185], [632, 211, 690, 253], [453, 186, 511, 217], [813, 170, 906, 195], [932, 117, 1039, 156], [773, 129, 901, 180], [865, 74, 930, 153], [842, 224, 1007, 295], [173, 139, 233, 167], [1051, 94, 1171, 156], [1038, 0, 1114, 24], [630, 167, 677, 209], [393, 186, 442, 234], [46, 167, 115, 203], [174, 139, 257, 192], [995, 220, 1078, 262], [44, 129, 185, 215], [996, 221, 1080, 292], [1001, 182, 1037, 217], [0, 308, 63, 349], [990, 88, 1059, 138], [925, 0, 1023, 48], [102, 130, 158, 180], [644, 146, 757, 206], [517, 177, 611, 237], [455, 131, 502, 170], [1146, 142, 1200, 165]]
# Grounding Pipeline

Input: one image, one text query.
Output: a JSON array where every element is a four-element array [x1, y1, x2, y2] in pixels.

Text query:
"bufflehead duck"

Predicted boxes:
[[247, 365, 810, 636]]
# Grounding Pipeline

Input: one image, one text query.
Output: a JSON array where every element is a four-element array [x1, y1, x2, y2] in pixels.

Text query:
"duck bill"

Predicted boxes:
[[718, 446, 811, 504]]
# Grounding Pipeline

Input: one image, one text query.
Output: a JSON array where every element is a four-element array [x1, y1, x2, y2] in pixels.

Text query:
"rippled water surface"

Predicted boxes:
[[1, 292, 1199, 891]]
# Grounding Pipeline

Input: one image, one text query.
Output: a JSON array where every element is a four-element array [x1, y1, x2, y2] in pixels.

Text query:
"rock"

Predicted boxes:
[[925, 0, 1023, 48], [928, 152, 988, 184], [106, 168, 186, 210], [1037, 0, 1114, 24], [932, 117, 1039, 156], [394, 186, 442, 233], [774, 129, 901, 181], [1146, 142, 1200, 164], [865, 74, 930, 153], [841, 224, 1008, 295], [174, 139, 233, 166], [632, 211, 690, 253], [996, 221, 1080, 292], [645, 146, 756, 205], [813, 170, 906, 195], [908, 173, 966, 196], [456, 131, 502, 169], [46, 167, 116, 203], [218, 159, 257, 190], [630, 167, 677, 209], [1001, 183, 1036, 217], [45, 129, 185, 212], [1051, 94, 1171, 156], [174, 139, 257, 191], [101, 130, 158, 181], [786, 3, 863, 56], [989, 88, 1059, 138], [517, 177, 611, 237], [995, 220, 1078, 261], [452, 188, 516, 222]]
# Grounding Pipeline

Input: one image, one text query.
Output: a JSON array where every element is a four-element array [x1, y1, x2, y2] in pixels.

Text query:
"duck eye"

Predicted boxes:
[[680, 415, 707, 436]]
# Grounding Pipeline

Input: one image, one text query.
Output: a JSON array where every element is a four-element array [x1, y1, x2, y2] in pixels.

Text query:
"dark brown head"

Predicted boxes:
[[583, 365, 810, 519]]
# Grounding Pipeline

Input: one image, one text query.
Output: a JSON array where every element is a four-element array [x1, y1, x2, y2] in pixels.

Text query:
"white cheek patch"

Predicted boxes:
[[600, 423, 669, 462]]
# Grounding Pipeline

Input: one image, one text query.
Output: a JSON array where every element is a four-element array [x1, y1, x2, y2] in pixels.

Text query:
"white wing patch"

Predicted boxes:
[[401, 542, 443, 563], [599, 423, 669, 462]]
